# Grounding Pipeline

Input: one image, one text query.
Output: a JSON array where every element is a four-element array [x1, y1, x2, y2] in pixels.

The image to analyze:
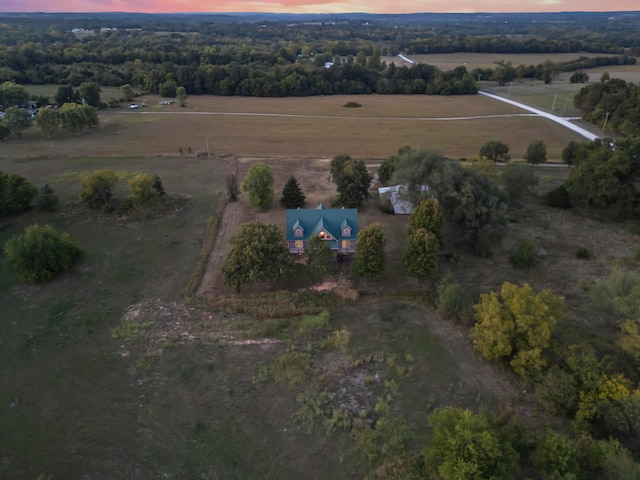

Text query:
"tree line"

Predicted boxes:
[[0, 13, 637, 96]]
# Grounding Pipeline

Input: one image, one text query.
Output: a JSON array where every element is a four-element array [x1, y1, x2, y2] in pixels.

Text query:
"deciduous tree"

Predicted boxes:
[[59, 102, 87, 134], [79, 81, 102, 107], [0, 81, 29, 106], [3, 106, 32, 138], [564, 140, 638, 211], [330, 154, 372, 208], [525, 140, 547, 165], [55, 84, 80, 106], [120, 84, 135, 102], [221, 221, 292, 292], [407, 197, 444, 243], [355, 222, 386, 280], [479, 140, 510, 162], [241, 162, 274, 210], [35, 107, 61, 137], [403, 228, 439, 282], [176, 86, 187, 107], [425, 406, 519, 480], [472, 282, 565, 381], [530, 431, 579, 480]]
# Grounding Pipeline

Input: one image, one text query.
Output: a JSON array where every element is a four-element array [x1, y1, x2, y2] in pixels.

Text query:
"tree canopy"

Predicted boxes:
[[472, 282, 565, 381], [425, 406, 519, 480], [355, 222, 386, 280], [479, 140, 510, 162], [392, 148, 507, 256], [564, 138, 640, 213], [330, 154, 372, 208], [3, 106, 32, 138], [221, 221, 292, 292], [524, 140, 548, 165], [403, 228, 440, 282], [241, 162, 274, 210]]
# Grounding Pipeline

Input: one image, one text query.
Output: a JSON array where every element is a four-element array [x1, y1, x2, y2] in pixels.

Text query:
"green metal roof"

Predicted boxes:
[[286, 205, 358, 242]]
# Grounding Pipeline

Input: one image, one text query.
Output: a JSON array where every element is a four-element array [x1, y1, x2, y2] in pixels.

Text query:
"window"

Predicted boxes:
[[342, 240, 350, 248], [295, 240, 303, 248], [343, 227, 351, 236], [295, 227, 303, 237]]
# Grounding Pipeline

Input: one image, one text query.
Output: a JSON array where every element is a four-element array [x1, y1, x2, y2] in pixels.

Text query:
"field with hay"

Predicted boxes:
[[1, 92, 593, 161]]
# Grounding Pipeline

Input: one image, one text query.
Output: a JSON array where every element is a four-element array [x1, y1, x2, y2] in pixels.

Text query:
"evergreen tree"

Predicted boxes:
[[280, 175, 306, 209]]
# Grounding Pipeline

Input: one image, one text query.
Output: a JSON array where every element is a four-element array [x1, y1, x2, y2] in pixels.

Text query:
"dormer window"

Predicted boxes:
[[342, 226, 351, 236], [294, 227, 303, 237]]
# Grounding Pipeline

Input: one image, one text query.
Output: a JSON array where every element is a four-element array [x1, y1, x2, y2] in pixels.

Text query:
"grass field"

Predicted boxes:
[[2, 93, 591, 161], [2, 67, 640, 478]]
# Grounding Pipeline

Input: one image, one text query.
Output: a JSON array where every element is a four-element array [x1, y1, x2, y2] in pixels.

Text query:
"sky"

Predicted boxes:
[[1, 0, 638, 14]]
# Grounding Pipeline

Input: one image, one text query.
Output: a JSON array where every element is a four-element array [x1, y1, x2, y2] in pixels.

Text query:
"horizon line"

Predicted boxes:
[[2, 9, 639, 15]]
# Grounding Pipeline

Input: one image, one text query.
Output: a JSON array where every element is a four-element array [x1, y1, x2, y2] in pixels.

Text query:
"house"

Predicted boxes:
[[286, 204, 358, 255], [378, 184, 430, 214]]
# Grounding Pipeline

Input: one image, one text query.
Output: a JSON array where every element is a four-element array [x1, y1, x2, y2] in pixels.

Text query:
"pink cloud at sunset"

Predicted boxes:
[[0, 0, 638, 13]]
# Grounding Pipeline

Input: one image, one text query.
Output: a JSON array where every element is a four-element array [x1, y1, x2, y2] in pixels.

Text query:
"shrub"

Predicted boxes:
[[435, 274, 469, 323], [128, 173, 161, 209], [37, 184, 59, 212], [4, 224, 82, 283], [510, 238, 537, 269], [0, 171, 38, 215], [80, 169, 118, 210], [547, 184, 572, 209], [343, 101, 362, 108]]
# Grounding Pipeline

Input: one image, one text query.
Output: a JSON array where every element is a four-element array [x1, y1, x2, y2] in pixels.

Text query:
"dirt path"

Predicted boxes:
[[196, 199, 256, 296]]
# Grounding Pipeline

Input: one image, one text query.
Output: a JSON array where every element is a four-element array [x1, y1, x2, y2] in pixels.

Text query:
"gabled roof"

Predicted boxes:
[[286, 205, 358, 242]]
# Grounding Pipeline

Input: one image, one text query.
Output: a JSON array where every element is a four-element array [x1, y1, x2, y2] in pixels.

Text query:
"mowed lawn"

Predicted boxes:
[[2, 93, 590, 161]]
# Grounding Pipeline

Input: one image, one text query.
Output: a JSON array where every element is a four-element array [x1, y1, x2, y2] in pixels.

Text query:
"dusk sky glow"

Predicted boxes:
[[1, 0, 638, 14]]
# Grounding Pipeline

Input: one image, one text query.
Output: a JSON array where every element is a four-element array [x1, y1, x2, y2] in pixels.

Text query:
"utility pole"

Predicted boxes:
[[205, 136, 210, 157], [551, 94, 557, 113]]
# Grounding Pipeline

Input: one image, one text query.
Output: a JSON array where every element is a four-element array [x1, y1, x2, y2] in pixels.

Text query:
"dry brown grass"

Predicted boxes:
[[2, 94, 587, 161]]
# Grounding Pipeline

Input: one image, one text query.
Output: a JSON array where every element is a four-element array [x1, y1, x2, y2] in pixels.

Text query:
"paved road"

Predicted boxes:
[[397, 53, 601, 142], [478, 91, 600, 142]]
